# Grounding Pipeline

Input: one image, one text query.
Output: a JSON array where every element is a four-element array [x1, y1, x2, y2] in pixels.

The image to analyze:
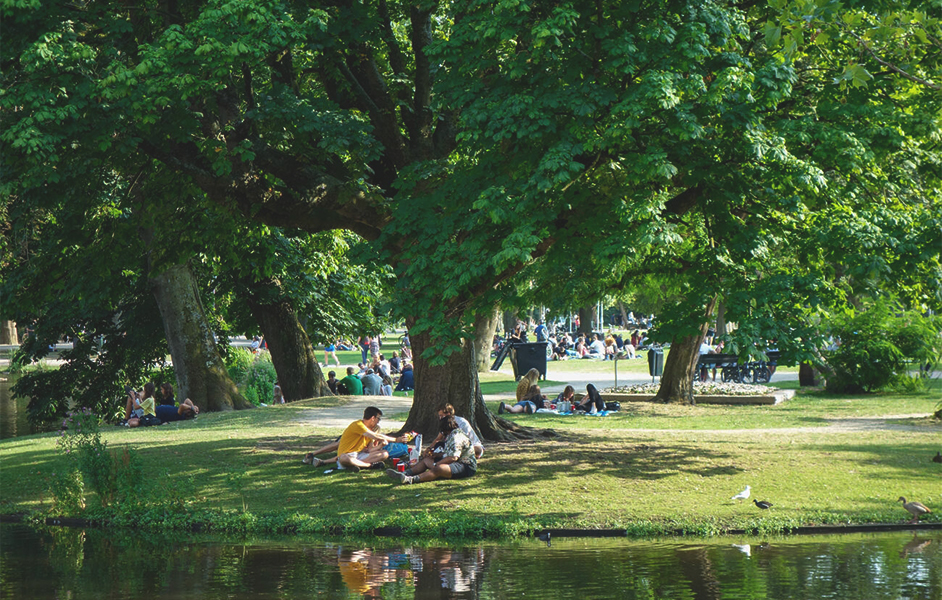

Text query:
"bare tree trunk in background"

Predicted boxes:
[[501, 310, 517, 336], [472, 307, 500, 373], [246, 283, 330, 401], [0, 321, 17, 344], [617, 302, 629, 329], [714, 301, 726, 340], [653, 297, 717, 405], [798, 363, 818, 387], [150, 262, 252, 411], [578, 305, 595, 337], [403, 328, 531, 442]]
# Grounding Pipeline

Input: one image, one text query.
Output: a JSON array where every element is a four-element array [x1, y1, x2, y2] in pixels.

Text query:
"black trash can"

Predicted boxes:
[[513, 342, 548, 380], [647, 347, 664, 378]]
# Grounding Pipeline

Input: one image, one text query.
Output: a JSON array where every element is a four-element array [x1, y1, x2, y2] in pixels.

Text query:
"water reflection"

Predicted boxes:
[[0, 378, 56, 439], [1, 524, 939, 599]]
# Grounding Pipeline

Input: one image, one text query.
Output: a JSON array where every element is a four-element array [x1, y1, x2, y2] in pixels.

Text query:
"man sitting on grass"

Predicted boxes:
[[338, 366, 363, 395], [335, 406, 406, 473]]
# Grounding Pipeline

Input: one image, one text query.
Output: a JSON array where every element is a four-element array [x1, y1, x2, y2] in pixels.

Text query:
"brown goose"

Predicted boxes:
[[898, 497, 932, 524]]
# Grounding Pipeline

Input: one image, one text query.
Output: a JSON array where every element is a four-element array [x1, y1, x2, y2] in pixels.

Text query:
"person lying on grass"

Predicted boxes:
[[303, 420, 408, 468], [498, 384, 548, 414], [334, 406, 408, 473], [155, 383, 199, 423], [386, 416, 476, 485]]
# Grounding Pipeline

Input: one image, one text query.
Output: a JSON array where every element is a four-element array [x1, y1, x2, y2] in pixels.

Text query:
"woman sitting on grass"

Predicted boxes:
[[573, 383, 605, 413], [386, 416, 476, 485], [155, 383, 200, 423], [500, 384, 548, 414], [123, 381, 157, 427], [498, 368, 542, 414]]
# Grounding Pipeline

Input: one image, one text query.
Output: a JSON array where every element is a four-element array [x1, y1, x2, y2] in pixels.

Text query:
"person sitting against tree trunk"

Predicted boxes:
[[154, 383, 199, 423], [573, 383, 605, 413], [386, 416, 477, 485], [335, 406, 407, 472]]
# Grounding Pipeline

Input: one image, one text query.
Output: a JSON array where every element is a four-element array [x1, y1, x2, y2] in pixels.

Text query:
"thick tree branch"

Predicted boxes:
[[407, 5, 435, 159]]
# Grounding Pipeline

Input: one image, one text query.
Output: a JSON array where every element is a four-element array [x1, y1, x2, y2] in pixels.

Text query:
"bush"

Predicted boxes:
[[226, 351, 278, 406], [56, 409, 143, 508], [225, 348, 256, 384], [825, 302, 941, 393]]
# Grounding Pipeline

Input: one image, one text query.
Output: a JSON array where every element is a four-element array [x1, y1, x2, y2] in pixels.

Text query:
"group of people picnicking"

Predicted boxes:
[[496, 368, 608, 415], [302, 403, 483, 486], [119, 382, 199, 427]]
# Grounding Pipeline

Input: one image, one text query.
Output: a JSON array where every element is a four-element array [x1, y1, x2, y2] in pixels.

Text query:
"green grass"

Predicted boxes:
[[2, 383, 939, 538], [493, 380, 941, 430]]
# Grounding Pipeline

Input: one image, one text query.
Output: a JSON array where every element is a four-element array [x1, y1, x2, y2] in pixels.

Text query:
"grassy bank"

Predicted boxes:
[[1, 383, 940, 539]]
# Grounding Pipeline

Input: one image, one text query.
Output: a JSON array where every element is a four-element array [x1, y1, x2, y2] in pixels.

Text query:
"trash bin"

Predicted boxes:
[[647, 347, 664, 378], [513, 342, 548, 380]]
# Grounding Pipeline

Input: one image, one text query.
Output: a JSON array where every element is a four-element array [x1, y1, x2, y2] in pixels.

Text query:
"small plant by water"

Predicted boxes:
[[53, 409, 142, 510]]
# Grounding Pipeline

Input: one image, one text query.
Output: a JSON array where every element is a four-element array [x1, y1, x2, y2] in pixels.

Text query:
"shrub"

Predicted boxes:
[[225, 348, 256, 384], [825, 302, 941, 393], [56, 409, 143, 508], [244, 353, 278, 405]]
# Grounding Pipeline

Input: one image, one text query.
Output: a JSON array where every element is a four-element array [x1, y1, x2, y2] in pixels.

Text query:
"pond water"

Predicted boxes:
[[1, 524, 939, 599], [0, 379, 35, 440]]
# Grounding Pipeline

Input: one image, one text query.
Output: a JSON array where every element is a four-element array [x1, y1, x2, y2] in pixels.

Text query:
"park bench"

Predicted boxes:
[[697, 351, 780, 384]]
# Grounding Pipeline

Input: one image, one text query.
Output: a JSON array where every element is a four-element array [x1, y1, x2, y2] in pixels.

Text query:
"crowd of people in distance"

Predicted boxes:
[[120, 382, 199, 427], [497, 321, 649, 363]]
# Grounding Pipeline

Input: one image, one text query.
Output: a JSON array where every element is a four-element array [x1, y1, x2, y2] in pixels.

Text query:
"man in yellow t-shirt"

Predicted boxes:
[[337, 406, 405, 472]]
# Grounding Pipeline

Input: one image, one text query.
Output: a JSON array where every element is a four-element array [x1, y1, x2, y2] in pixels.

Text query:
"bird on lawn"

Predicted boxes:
[[898, 497, 932, 524], [932, 452, 942, 464], [731, 485, 751, 503], [753, 499, 773, 510]]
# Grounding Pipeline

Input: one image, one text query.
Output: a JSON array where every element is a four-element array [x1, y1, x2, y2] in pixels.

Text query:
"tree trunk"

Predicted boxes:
[[577, 305, 595, 336], [715, 301, 726, 340], [617, 301, 629, 328], [798, 362, 818, 387], [653, 297, 717, 405], [150, 262, 252, 411], [0, 321, 17, 344], [246, 287, 330, 401], [501, 310, 517, 337], [472, 307, 500, 373], [403, 329, 529, 442]]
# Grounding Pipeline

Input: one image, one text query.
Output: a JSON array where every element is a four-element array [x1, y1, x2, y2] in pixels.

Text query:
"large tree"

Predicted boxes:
[[3, 0, 939, 427]]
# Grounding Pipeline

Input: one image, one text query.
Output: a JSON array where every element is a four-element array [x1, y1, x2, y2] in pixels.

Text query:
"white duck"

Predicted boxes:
[[731, 485, 751, 503]]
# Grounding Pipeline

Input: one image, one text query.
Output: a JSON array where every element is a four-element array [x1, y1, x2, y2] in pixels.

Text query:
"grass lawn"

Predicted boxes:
[[1, 381, 939, 538]]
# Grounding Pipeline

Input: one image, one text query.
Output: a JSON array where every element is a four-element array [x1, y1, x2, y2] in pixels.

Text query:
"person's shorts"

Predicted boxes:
[[448, 462, 477, 479], [337, 451, 372, 468], [130, 408, 144, 418]]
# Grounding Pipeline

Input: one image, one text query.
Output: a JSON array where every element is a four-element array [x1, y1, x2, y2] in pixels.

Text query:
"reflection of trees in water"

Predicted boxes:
[[2, 526, 941, 599]]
